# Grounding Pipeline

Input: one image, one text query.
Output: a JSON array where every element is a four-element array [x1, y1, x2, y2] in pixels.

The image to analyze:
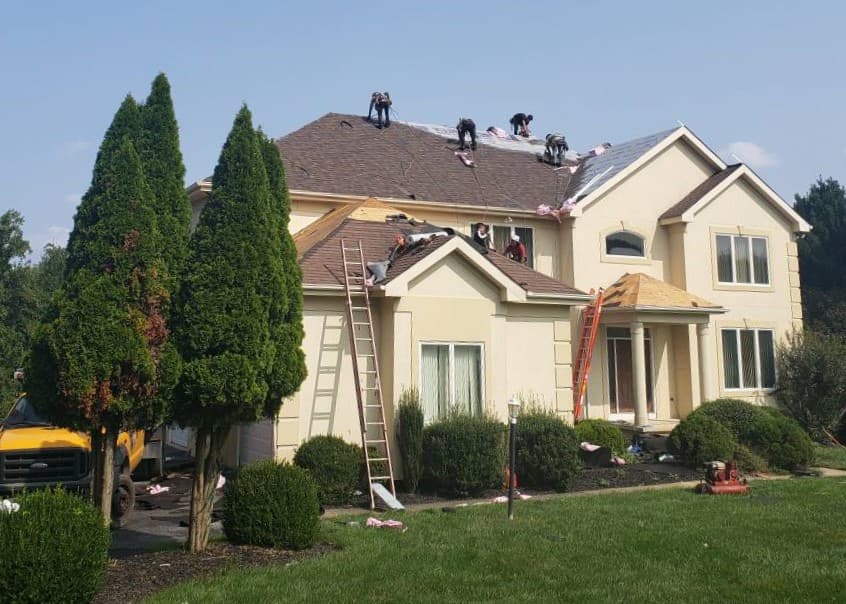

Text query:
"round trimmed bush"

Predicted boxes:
[[422, 415, 506, 497], [0, 488, 109, 604], [516, 412, 580, 491], [668, 413, 736, 468], [746, 413, 815, 470], [688, 398, 768, 442], [223, 460, 319, 550], [574, 418, 627, 455], [294, 435, 362, 505]]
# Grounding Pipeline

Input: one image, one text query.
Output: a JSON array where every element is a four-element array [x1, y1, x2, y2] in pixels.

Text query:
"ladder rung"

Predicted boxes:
[[369, 475, 392, 480], [366, 439, 387, 444], [364, 404, 383, 408], [361, 386, 379, 390], [365, 421, 385, 425], [352, 322, 371, 325], [367, 457, 389, 462]]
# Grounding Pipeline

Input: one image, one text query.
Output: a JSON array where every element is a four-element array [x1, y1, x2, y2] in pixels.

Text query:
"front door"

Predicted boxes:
[[607, 327, 654, 418]]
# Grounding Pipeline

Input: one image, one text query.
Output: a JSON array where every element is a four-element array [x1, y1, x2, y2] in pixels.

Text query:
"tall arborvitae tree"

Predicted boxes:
[[25, 96, 169, 523], [258, 131, 306, 412], [794, 178, 846, 334], [173, 106, 294, 552], [136, 73, 191, 420]]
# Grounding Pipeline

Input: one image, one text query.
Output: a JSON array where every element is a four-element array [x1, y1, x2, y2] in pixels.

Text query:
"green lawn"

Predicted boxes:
[[814, 444, 846, 470], [148, 478, 846, 603]]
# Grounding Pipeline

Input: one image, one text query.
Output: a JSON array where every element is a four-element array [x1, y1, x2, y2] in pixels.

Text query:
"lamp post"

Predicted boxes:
[[507, 396, 521, 520]]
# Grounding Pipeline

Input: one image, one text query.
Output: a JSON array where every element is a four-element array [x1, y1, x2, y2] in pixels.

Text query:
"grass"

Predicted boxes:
[[146, 478, 846, 603], [814, 443, 846, 470]]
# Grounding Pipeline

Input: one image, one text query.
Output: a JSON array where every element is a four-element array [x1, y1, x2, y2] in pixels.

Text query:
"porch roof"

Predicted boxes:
[[602, 273, 725, 316]]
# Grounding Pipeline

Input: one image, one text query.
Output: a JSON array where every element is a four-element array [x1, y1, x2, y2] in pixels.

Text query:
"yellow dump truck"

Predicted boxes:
[[0, 395, 146, 526]]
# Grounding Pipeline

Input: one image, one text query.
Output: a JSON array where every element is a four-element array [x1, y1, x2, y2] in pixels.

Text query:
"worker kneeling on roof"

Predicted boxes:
[[505, 234, 527, 264]]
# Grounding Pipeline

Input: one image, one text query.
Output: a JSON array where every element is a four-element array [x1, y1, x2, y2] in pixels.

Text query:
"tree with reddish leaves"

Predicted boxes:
[[25, 93, 171, 524]]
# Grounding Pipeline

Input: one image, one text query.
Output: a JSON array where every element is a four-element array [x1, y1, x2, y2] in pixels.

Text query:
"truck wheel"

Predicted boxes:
[[111, 474, 136, 529]]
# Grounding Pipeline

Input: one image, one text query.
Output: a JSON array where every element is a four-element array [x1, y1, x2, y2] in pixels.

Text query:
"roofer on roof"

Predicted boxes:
[[472, 223, 494, 251], [456, 118, 477, 151], [368, 92, 392, 128], [504, 234, 527, 264], [509, 113, 533, 137], [545, 133, 569, 166]]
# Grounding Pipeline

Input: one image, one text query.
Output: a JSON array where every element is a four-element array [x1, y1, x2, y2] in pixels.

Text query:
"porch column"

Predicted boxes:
[[630, 321, 649, 427], [696, 322, 716, 403]]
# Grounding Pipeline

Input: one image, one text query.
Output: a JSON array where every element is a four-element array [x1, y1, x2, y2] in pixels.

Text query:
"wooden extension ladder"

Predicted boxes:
[[572, 288, 604, 422], [340, 239, 397, 509]]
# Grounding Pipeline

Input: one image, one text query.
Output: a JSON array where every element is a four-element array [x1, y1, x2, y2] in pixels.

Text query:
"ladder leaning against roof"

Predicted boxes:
[[572, 288, 604, 422], [339, 239, 397, 509]]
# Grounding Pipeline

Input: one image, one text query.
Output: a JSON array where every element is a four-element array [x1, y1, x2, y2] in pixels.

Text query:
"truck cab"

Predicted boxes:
[[0, 395, 145, 525]]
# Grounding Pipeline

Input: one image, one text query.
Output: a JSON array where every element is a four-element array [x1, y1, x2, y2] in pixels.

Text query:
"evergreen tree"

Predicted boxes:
[[794, 178, 846, 334], [173, 106, 289, 552], [25, 95, 169, 523], [0, 210, 32, 410], [258, 131, 306, 412], [138, 73, 191, 283]]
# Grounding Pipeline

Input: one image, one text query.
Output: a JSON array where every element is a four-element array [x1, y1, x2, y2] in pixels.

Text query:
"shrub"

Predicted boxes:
[[422, 414, 506, 497], [747, 413, 816, 470], [775, 330, 846, 441], [574, 418, 627, 455], [668, 414, 736, 468], [733, 444, 769, 474], [0, 488, 109, 604], [223, 460, 319, 550], [294, 435, 362, 505], [688, 398, 768, 442], [397, 387, 424, 493], [516, 411, 580, 491]]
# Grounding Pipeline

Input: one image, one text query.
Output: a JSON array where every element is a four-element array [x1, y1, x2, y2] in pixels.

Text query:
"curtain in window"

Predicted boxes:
[[752, 238, 769, 285], [716, 235, 733, 282], [515, 227, 535, 268], [733, 237, 751, 283], [758, 331, 776, 388], [453, 345, 481, 416], [722, 330, 740, 388], [492, 226, 511, 254], [740, 329, 758, 388], [421, 345, 449, 422]]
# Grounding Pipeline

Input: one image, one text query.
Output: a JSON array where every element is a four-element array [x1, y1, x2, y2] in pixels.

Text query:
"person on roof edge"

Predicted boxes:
[[545, 133, 569, 166], [505, 234, 528, 264], [368, 92, 392, 128], [473, 223, 494, 251], [509, 113, 533, 137], [365, 233, 406, 286], [456, 118, 477, 151]]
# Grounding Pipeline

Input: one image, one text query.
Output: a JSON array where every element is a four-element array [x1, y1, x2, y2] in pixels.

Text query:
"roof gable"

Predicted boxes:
[[603, 272, 722, 311]]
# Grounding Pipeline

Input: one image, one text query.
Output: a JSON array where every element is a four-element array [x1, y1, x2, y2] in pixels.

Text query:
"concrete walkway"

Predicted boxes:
[[323, 467, 846, 519]]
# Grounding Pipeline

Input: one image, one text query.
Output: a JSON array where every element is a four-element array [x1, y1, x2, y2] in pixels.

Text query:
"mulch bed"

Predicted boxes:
[[95, 541, 336, 604]]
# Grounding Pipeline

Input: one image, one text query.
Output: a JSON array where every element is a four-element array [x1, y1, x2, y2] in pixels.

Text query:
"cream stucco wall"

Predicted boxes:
[[275, 252, 574, 468]]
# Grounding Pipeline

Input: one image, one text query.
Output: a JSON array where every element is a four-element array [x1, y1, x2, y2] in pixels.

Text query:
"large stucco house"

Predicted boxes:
[[181, 113, 810, 466]]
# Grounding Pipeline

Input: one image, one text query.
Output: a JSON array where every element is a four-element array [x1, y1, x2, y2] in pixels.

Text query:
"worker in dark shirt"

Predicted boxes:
[[457, 117, 477, 150], [473, 223, 494, 251], [504, 234, 527, 264], [509, 113, 533, 137]]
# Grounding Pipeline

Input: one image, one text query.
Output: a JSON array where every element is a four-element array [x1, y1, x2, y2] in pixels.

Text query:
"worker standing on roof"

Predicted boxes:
[[368, 92, 392, 128], [509, 113, 533, 137], [473, 223, 494, 251], [504, 234, 527, 264], [545, 133, 569, 166], [456, 118, 477, 150]]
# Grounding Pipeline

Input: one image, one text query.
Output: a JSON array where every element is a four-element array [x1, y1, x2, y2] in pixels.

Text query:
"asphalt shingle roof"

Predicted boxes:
[[273, 113, 676, 212]]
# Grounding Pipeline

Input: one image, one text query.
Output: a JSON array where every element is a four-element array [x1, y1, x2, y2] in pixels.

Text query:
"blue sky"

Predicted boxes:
[[2, 1, 844, 258]]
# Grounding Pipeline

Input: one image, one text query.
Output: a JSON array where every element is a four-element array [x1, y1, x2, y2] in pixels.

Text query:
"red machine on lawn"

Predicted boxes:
[[695, 461, 749, 495]]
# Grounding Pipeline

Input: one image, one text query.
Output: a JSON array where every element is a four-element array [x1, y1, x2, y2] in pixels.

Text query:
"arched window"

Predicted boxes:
[[605, 231, 645, 257]]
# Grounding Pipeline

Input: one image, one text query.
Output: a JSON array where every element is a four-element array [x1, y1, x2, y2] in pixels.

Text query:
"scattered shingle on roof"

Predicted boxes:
[[602, 272, 722, 311], [659, 164, 742, 220], [273, 113, 675, 212], [295, 199, 585, 297]]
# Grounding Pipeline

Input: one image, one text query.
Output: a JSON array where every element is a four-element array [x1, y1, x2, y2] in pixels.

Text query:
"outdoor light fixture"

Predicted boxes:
[[507, 396, 521, 520]]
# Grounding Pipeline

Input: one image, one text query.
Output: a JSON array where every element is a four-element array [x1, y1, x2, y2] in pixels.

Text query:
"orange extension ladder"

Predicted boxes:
[[339, 239, 397, 509], [572, 289, 604, 422]]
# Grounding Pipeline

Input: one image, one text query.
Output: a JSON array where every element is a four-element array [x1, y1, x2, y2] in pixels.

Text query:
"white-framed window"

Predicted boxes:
[[605, 231, 645, 257], [721, 328, 776, 390], [419, 342, 484, 422], [470, 223, 534, 267], [715, 234, 769, 285]]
